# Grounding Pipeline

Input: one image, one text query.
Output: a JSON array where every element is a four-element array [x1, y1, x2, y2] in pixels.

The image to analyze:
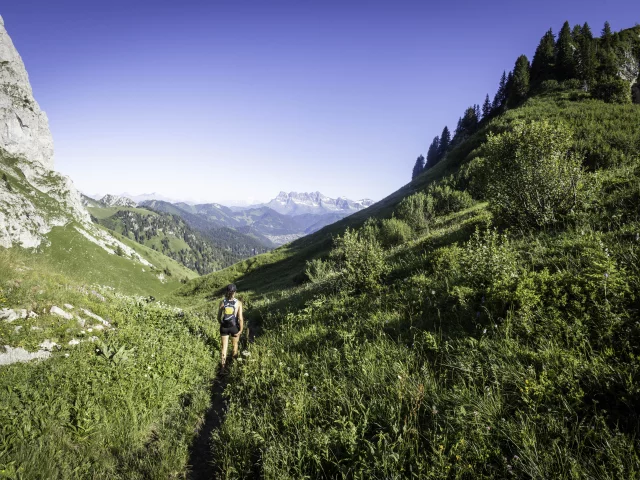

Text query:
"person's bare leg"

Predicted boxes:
[[220, 335, 229, 367], [231, 335, 240, 359]]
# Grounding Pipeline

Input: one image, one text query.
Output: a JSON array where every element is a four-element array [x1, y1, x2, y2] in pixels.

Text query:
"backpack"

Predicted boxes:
[[220, 298, 238, 327]]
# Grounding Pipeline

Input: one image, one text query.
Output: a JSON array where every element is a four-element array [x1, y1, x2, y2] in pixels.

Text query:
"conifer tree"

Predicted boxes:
[[509, 55, 530, 105], [531, 28, 556, 87], [461, 106, 479, 134], [577, 22, 597, 88], [556, 21, 577, 81], [602, 21, 612, 48], [482, 94, 492, 120], [505, 71, 514, 101], [437, 126, 451, 161], [411, 155, 426, 180], [474, 104, 481, 122], [492, 71, 508, 112], [426, 136, 439, 168]]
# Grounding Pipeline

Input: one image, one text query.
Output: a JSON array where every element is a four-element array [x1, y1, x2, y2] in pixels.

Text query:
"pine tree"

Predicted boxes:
[[531, 28, 556, 87], [492, 71, 508, 112], [505, 71, 514, 102], [437, 126, 451, 161], [474, 104, 481, 122], [556, 21, 577, 81], [482, 94, 492, 119], [602, 21, 612, 48], [509, 55, 530, 104], [464, 107, 478, 131], [577, 22, 597, 88], [426, 136, 439, 168], [411, 155, 426, 180]]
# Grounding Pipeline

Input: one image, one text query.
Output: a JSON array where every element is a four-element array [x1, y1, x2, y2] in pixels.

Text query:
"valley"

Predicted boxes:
[[1, 9, 640, 480]]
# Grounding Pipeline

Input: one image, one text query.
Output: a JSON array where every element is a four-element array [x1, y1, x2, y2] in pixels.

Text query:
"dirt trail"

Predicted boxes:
[[187, 369, 231, 480], [187, 327, 257, 479]]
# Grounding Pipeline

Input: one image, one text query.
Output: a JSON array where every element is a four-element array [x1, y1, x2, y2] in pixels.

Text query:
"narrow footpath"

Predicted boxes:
[[187, 327, 257, 479]]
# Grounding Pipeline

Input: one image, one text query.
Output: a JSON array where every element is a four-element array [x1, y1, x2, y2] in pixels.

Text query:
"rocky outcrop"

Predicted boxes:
[[100, 194, 137, 208], [0, 14, 54, 170], [0, 15, 93, 248]]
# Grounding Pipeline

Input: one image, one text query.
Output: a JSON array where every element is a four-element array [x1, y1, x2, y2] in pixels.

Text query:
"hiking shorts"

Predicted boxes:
[[220, 323, 240, 337]]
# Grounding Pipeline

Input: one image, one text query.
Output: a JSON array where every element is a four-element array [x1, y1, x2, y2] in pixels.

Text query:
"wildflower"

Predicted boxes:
[[439, 445, 444, 450], [604, 273, 609, 279], [242, 350, 251, 357], [398, 375, 402, 380], [64, 353, 70, 357], [87, 328, 93, 333], [513, 455, 520, 461], [147, 366, 151, 370], [431, 290, 436, 295], [313, 386, 317, 391], [237, 358, 243, 362], [456, 455, 460, 460], [482, 328, 487, 334], [486, 426, 491, 430], [304, 372, 309, 377], [96, 348, 99, 352]]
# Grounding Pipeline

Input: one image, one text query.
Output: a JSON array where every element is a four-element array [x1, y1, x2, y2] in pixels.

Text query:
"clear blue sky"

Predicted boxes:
[[1, 1, 636, 204]]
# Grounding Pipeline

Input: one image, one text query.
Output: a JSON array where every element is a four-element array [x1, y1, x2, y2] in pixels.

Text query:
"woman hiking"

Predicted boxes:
[[218, 283, 243, 369]]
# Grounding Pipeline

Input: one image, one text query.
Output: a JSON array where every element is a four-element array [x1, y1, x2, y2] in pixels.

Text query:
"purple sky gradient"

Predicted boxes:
[[1, 1, 636, 204]]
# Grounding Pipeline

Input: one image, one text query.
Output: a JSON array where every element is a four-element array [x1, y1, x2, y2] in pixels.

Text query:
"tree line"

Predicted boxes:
[[412, 21, 640, 180]]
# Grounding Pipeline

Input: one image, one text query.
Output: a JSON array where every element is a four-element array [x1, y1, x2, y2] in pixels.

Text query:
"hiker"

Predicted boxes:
[[218, 283, 243, 368]]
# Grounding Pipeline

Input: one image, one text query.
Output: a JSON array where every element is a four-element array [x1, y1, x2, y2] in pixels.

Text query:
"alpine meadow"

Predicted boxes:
[[1, 9, 640, 480]]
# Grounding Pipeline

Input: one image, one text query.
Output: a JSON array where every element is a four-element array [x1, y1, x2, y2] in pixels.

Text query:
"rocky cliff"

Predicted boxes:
[[0, 15, 97, 248], [0, 14, 54, 170]]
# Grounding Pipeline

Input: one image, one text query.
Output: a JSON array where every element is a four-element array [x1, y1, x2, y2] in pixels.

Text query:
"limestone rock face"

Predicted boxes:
[[0, 14, 54, 170], [0, 15, 93, 248]]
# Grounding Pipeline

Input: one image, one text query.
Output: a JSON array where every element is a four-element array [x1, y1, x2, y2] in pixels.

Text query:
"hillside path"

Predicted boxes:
[[187, 327, 257, 479]]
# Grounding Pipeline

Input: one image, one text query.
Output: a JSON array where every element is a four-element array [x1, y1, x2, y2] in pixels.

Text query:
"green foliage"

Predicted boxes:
[[304, 257, 336, 284], [509, 55, 531, 104], [531, 29, 556, 88], [428, 184, 474, 215], [592, 78, 632, 104], [556, 21, 578, 81], [485, 120, 585, 229], [329, 228, 389, 293], [379, 217, 413, 247], [396, 192, 431, 230], [0, 250, 217, 478]]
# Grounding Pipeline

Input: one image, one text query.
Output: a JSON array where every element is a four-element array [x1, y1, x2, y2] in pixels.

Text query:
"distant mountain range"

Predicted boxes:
[[262, 191, 374, 216], [89, 191, 375, 246]]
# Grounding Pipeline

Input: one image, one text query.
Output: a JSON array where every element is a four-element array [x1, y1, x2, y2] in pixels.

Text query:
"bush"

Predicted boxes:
[[428, 184, 474, 215], [304, 258, 335, 284], [395, 192, 432, 230], [485, 120, 585, 229], [539, 79, 560, 92], [561, 78, 584, 90], [379, 218, 413, 247], [593, 78, 632, 104], [329, 228, 389, 292]]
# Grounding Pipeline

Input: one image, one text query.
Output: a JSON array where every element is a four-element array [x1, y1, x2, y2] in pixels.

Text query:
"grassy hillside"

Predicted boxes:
[[0, 246, 218, 478], [38, 224, 197, 299], [175, 88, 640, 305], [174, 88, 640, 478]]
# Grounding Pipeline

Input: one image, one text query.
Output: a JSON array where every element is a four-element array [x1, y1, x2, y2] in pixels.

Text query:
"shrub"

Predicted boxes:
[[561, 78, 583, 90], [592, 78, 632, 104], [304, 258, 335, 284], [329, 228, 389, 292], [539, 79, 560, 92], [395, 192, 432, 230], [428, 184, 474, 215], [379, 218, 413, 247], [485, 120, 585, 229]]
